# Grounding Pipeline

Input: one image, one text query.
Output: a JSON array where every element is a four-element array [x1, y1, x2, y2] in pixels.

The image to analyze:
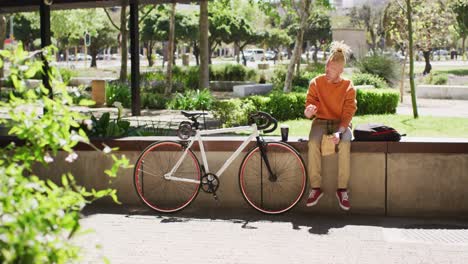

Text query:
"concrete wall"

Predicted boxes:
[[29, 138, 468, 217], [387, 153, 468, 217]]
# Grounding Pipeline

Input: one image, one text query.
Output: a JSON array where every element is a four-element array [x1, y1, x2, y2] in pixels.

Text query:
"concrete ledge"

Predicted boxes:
[[233, 83, 273, 97], [354, 85, 375, 89], [417, 84, 468, 100], [69, 77, 116, 87], [209, 81, 255, 92]]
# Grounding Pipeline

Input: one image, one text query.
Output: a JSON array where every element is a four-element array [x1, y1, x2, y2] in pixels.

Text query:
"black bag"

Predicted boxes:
[[353, 124, 404, 141]]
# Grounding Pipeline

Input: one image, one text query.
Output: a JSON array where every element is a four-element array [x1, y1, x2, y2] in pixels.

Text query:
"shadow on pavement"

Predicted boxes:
[[82, 204, 468, 236]]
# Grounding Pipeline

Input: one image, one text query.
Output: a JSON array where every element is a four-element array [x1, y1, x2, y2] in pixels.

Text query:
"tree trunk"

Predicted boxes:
[[399, 51, 408, 103], [193, 41, 200, 66], [0, 15, 6, 79], [284, 0, 311, 93], [370, 28, 377, 53], [406, 0, 418, 118], [119, 3, 128, 82], [295, 42, 303, 76], [90, 47, 98, 68], [164, 3, 176, 95], [313, 43, 318, 64], [422, 50, 432, 75], [199, 0, 209, 89], [462, 35, 466, 59], [146, 42, 154, 67]]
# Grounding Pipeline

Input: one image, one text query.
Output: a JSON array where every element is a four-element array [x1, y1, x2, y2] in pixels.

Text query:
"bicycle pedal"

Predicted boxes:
[[212, 193, 219, 201]]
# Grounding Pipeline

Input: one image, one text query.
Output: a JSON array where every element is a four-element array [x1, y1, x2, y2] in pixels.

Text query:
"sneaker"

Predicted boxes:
[[336, 190, 350, 211], [306, 188, 323, 207]]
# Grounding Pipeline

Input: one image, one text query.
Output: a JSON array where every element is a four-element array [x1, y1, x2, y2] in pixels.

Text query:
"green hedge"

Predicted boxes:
[[352, 73, 387, 88], [356, 88, 399, 115], [212, 92, 306, 126], [356, 55, 398, 85], [141, 93, 168, 109], [210, 64, 257, 82], [213, 89, 399, 125]]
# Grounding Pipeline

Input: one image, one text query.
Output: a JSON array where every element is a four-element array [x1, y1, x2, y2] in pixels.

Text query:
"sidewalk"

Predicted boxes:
[[74, 205, 468, 264]]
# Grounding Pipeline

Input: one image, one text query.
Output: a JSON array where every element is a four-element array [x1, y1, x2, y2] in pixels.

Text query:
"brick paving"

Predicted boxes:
[[74, 206, 468, 264]]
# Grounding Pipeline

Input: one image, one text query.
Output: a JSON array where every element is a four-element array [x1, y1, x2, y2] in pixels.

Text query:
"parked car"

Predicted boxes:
[[243, 48, 265, 61], [75, 53, 92, 61], [265, 50, 277, 60]]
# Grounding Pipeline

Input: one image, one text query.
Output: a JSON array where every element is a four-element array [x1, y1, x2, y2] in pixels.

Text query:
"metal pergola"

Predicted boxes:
[[0, 0, 203, 116]]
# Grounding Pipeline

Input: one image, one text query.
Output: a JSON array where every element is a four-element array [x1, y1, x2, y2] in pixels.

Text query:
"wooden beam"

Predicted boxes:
[[129, 0, 140, 116], [40, 1, 53, 99], [0, 0, 198, 13]]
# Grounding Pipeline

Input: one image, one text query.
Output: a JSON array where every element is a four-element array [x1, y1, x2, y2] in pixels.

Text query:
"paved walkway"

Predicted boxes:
[[74, 205, 468, 264]]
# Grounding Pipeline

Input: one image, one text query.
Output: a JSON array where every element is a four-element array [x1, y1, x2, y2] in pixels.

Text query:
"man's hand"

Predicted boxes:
[[331, 132, 341, 145], [330, 127, 346, 145], [304, 104, 317, 119]]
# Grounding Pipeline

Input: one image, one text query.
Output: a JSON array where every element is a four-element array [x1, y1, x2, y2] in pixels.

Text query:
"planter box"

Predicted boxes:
[[417, 85, 468, 100], [209, 81, 255, 92], [233, 83, 273, 97]]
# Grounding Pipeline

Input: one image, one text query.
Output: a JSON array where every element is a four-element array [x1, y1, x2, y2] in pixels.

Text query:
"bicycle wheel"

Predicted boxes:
[[239, 142, 307, 214], [134, 141, 201, 213]]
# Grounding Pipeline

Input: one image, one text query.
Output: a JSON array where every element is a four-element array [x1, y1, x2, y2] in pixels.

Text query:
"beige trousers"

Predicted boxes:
[[307, 119, 352, 189]]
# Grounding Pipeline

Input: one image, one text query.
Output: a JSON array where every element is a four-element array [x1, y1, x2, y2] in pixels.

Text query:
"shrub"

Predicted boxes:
[[210, 64, 257, 81], [141, 93, 168, 109], [356, 55, 398, 85], [424, 72, 448, 85], [212, 92, 307, 126], [305, 62, 326, 73], [270, 67, 321, 90], [0, 44, 129, 263], [265, 92, 307, 120], [183, 66, 201, 89], [106, 81, 131, 108], [352, 73, 387, 88], [211, 98, 256, 127], [356, 88, 399, 115], [58, 67, 75, 84], [167, 88, 214, 110]]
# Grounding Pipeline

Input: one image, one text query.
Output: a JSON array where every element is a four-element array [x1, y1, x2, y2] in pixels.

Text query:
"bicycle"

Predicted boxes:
[[133, 111, 307, 214]]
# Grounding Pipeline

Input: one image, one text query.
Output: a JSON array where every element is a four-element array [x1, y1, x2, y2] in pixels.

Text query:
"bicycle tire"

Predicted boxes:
[[239, 142, 307, 214], [133, 141, 201, 213]]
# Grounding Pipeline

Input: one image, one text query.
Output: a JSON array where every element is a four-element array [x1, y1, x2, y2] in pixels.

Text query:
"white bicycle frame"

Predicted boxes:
[[164, 123, 260, 184]]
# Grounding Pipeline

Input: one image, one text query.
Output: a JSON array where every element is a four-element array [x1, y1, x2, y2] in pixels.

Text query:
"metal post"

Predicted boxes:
[[40, 1, 52, 99], [129, 0, 140, 116]]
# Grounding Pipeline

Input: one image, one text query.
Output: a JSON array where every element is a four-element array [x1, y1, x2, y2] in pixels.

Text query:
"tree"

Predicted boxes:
[[348, 4, 385, 53], [104, 3, 157, 82], [11, 13, 41, 50], [89, 25, 118, 68], [263, 28, 292, 63], [384, 0, 455, 75], [199, 0, 209, 89], [451, 0, 468, 58], [406, 0, 418, 118], [50, 9, 106, 64], [303, 8, 332, 63], [284, 0, 312, 92], [208, 5, 238, 63]]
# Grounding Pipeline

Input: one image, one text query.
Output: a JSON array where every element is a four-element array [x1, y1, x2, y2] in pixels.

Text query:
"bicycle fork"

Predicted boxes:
[[256, 137, 276, 182]]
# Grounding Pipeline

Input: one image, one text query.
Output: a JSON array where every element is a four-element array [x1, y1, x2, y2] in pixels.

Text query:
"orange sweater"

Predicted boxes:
[[305, 74, 357, 128]]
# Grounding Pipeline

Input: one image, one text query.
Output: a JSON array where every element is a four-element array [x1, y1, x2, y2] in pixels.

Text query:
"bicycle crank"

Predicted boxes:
[[200, 173, 220, 199]]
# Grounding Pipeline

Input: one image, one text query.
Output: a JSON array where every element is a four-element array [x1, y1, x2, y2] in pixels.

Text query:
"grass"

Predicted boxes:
[[268, 115, 468, 138]]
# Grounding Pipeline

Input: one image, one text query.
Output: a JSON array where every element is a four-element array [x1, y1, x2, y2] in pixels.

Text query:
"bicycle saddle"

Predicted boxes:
[[181, 111, 208, 119]]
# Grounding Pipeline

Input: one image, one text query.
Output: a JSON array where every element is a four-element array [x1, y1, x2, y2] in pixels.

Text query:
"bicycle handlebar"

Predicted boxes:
[[248, 111, 278, 134]]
